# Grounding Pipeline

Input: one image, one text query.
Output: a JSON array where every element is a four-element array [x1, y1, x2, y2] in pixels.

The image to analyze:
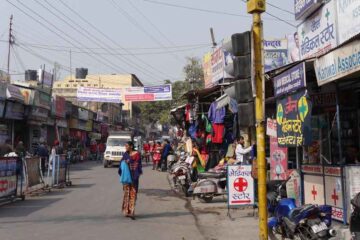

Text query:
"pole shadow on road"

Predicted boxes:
[[67, 183, 95, 188], [0, 198, 63, 218], [135, 211, 192, 219]]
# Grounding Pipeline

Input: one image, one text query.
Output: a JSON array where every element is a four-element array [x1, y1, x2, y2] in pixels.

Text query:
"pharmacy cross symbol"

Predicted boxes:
[[332, 189, 339, 206], [311, 185, 318, 201], [234, 177, 248, 192]]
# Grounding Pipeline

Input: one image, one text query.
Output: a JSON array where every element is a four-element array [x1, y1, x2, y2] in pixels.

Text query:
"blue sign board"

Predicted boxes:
[[274, 62, 306, 97], [294, 0, 323, 21]]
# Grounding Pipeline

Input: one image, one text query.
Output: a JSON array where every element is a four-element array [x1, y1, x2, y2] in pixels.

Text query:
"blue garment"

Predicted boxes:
[[36, 144, 49, 157], [162, 144, 172, 159], [188, 123, 197, 139], [229, 98, 238, 113], [208, 102, 225, 124], [119, 160, 133, 184]]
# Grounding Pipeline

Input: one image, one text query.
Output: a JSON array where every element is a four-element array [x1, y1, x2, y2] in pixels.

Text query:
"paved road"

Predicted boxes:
[[0, 162, 203, 240]]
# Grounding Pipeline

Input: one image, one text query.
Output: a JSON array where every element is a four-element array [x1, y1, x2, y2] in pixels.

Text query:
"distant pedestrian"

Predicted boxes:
[[15, 141, 26, 158], [160, 139, 172, 171], [36, 140, 49, 173], [118, 141, 142, 220], [152, 142, 162, 170], [143, 141, 150, 164]]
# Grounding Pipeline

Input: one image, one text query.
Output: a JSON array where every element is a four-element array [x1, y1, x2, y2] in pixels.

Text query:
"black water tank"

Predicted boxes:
[[25, 70, 37, 81], [75, 68, 88, 79]]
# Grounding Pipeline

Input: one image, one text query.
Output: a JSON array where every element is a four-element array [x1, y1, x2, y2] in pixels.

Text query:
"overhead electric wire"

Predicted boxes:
[[267, 1, 294, 15], [40, 0, 167, 82], [57, 0, 177, 82], [143, 0, 295, 22], [108, 0, 183, 62], [6, 0, 127, 75]]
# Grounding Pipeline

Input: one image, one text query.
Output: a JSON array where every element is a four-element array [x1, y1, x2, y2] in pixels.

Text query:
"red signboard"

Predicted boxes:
[[125, 94, 154, 102]]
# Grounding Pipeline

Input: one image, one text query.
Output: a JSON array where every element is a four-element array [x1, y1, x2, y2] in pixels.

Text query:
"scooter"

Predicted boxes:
[[268, 177, 336, 240], [191, 166, 227, 203], [350, 192, 360, 240]]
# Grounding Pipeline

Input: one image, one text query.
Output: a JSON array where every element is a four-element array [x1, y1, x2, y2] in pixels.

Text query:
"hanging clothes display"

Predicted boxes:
[[208, 102, 225, 124], [212, 123, 224, 144]]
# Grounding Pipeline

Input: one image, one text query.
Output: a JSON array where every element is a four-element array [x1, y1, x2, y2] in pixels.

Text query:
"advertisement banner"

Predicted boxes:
[[0, 157, 17, 198], [270, 137, 288, 180], [287, 32, 301, 63], [324, 175, 344, 221], [203, 52, 213, 88], [264, 39, 288, 72], [124, 84, 172, 102], [33, 90, 51, 110], [298, 0, 338, 60], [294, 0, 323, 21], [211, 46, 225, 84], [6, 85, 24, 103], [78, 108, 89, 121], [286, 170, 301, 206], [337, 0, 360, 44], [266, 118, 277, 137], [25, 157, 42, 188], [19, 88, 34, 105], [274, 62, 306, 97], [28, 107, 49, 121], [276, 90, 312, 147], [227, 165, 254, 206], [77, 87, 121, 103], [315, 39, 360, 86], [5, 102, 24, 120]]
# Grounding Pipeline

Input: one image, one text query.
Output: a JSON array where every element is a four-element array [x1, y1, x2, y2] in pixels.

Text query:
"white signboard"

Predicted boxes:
[[324, 176, 344, 221], [123, 84, 172, 102], [211, 46, 225, 84], [303, 174, 325, 205], [314, 39, 360, 86], [77, 87, 121, 103], [227, 165, 254, 206], [337, 0, 360, 44], [264, 39, 288, 72], [298, 0, 338, 60]]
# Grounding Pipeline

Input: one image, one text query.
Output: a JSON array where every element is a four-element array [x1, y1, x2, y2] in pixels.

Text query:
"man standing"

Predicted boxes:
[[235, 136, 253, 165], [160, 139, 172, 172]]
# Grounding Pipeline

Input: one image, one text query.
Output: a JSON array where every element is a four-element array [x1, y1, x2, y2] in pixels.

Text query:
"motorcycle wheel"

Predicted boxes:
[[268, 230, 279, 240], [199, 195, 213, 203], [182, 185, 189, 197]]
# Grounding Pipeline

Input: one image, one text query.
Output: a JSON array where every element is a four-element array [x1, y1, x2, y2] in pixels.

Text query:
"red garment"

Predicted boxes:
[[185, 104, 191, 122], [98, 143, 106, 153], [143, 143, 150, 153], [153, 145, 162, 163], [212, 124, 224, 144], [90, 143, 98, 153]]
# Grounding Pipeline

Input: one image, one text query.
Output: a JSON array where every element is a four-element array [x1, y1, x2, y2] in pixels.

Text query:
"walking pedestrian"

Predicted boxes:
[[152, 142, 162, 170], [36, 140, 49, 173], [143, 141, 150, 164], [160, 139, 172, 172], [118, 141, 142, 220]]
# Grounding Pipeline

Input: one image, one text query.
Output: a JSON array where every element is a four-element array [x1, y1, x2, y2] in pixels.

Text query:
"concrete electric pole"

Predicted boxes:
[[247, 0, 267, 239]]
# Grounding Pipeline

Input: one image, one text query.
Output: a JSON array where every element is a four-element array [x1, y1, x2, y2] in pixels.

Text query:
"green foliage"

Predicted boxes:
[[139, 57, 204, 125]]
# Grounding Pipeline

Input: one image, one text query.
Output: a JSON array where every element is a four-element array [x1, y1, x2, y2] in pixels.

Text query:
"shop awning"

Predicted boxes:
[[170, 104, 186, 113]]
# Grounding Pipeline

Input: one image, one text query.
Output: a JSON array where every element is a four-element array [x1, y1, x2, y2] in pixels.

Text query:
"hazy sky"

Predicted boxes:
[[0, 0, 296, 85]]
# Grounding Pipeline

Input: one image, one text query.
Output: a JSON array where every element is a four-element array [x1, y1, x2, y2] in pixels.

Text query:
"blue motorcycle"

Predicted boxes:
[[267, 178, 336, 240]]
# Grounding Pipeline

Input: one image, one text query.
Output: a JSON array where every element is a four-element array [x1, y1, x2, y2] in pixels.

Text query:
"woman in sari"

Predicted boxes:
[[119, 141, 142, 220]]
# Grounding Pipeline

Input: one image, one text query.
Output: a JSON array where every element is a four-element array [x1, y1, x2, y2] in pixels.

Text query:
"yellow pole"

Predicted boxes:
[[247, 0, 267, 239]]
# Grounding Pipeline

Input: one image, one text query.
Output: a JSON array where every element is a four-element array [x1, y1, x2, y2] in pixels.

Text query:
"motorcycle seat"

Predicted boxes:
[[198, 172, 226, 179], [289, 204, 316, 221]]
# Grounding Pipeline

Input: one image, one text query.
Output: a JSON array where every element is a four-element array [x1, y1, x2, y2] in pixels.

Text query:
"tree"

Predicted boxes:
[[138, 56, 205, 126]]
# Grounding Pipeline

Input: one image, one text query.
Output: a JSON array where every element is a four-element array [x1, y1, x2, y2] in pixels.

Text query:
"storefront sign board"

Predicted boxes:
[[33, 91, 51, 110], [264, 39, 288, 72], [315, 39, 360, 86], [324, 166, 342, 177], [69, 118, 78, 129], [56, 119, 67, 128], [0, 157, 17, 198], [294, 0, 322, 21], [274, 62, 306, 97], [124, 84, 172, 102], [302, 164, 323, 174], [227, 165, 254, 207], [5, 102, 24, 120], [78, 108, 89, 121], [55, 96, 65, 118], [298, 0, 337, 60], [270, 137, 288, 180], [324, 175, 344, 221], [304, 174, 325, 205], [286, 170, 301, 206], [85, 120, 93, 132], [266, 118, 277, 137], [38, 69, 53, 88], [337, 0, 360, 44], [19, 88, 34, 105], [276, 90, 312, 147], [29, 107, 49, 121], [6, 85, 24, 103]]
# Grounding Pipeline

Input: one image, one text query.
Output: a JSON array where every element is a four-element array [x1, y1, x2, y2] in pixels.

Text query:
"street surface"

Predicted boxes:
[[0, 161, 259, 240]]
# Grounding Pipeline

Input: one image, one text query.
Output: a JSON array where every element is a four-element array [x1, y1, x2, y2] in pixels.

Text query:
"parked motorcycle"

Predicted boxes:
[[268, 177, 336, 240], [191, 166, 227, 203], [350, 192, 360, 239], [169, 153, 194, 197]]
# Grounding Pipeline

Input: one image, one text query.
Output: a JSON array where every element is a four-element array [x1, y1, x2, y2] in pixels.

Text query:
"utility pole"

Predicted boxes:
[[7, 15, 13, 75], [69, 49, 72, 80], [247, 1, 267, 239]]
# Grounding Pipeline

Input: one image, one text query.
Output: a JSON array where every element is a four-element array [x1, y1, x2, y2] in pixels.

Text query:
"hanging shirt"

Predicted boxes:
[[208, 102, 225, 124], [235, 144, 252, 163]]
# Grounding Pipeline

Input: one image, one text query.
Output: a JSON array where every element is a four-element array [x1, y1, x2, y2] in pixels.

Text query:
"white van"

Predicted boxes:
[[103, 132, 132, 168]]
